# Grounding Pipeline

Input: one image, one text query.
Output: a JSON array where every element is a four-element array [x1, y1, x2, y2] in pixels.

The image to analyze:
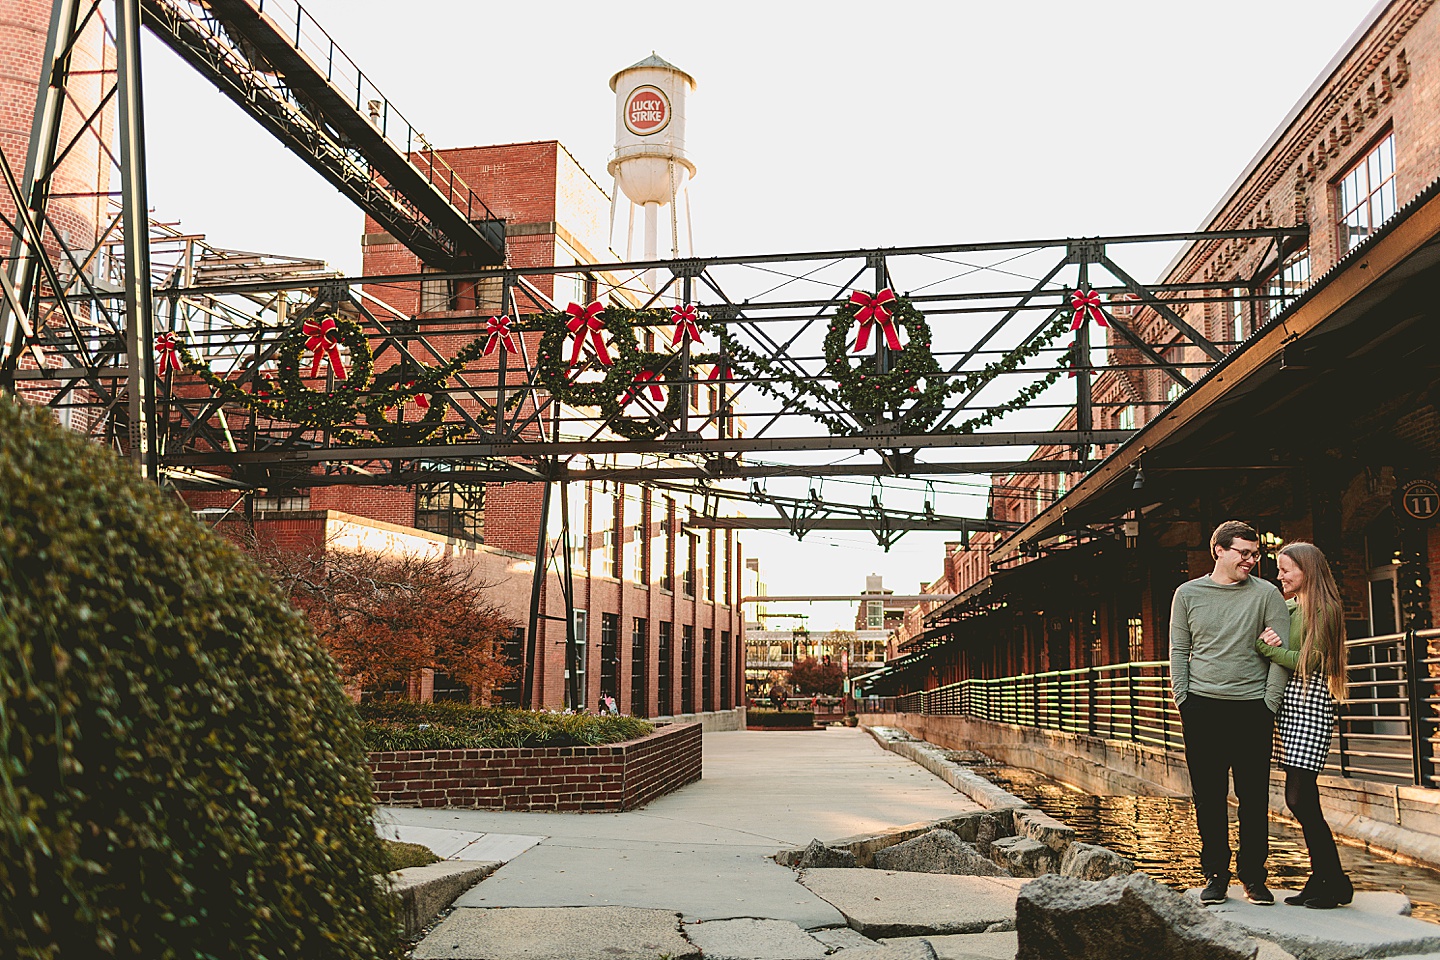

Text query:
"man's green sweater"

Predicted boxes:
[[1170, 574, 1290, 712]]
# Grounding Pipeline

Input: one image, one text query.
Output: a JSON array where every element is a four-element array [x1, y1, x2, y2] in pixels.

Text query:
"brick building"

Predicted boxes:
[[873, 0, 1440, 696]]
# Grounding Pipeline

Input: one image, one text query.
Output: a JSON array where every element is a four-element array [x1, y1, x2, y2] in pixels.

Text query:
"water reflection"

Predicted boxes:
[[968, 759, 1440, 923]]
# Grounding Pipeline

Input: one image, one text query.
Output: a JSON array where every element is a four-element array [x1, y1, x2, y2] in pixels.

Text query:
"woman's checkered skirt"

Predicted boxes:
[[1275, 670, 1336, 773]]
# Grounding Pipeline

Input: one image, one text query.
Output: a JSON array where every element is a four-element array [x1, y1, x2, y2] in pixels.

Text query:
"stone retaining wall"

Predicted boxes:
[[369, 721, 702, 812], [864, 711, 1440, 868]]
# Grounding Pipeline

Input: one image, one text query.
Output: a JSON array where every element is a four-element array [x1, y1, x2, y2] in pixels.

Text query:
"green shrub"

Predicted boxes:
[[359, 700, 653, 750], [748, 709, 817, 728], [0, 400, 400, 959]]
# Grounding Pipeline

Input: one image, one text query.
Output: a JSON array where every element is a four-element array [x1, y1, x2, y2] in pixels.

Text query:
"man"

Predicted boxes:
[[1171, 520, 1290, 907]]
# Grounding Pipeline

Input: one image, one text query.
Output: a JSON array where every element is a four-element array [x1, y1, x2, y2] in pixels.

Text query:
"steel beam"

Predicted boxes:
[[116, 0, 157, 479]]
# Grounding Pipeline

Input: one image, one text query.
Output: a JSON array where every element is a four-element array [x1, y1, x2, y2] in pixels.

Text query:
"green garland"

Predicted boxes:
[[531, 303, 689, 441]]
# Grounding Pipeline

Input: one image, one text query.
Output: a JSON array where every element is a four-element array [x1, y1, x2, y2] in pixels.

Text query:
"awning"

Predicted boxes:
[[992, 176, 1440, 562]]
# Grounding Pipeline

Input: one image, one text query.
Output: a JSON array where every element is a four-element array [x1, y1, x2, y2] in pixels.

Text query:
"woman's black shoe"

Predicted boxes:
[[1285, 875, 1321, 906], [1304, 874, 1354, 909]]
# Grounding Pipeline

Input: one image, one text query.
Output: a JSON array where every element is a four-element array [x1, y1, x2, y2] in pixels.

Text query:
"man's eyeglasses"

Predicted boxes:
[[1226, 547, 1260, 560]]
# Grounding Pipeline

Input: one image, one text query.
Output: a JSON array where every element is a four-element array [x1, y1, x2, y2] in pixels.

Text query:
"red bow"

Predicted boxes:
[[622, 370, 665, 405], [1070, 289, 1108, 331], [155, 333, 181, 376], [707, 363, 732, 381], [404, 380, 431, 410], [850, 288, 901, 353], [670, 304, 703, 346], [483, 315, 519, 356], [565, 301, 612, 369], [302, 316, 347, 379]]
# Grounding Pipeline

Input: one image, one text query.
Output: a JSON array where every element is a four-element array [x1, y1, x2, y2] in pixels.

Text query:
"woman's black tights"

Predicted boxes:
[[1284, 765, 1343, 878]]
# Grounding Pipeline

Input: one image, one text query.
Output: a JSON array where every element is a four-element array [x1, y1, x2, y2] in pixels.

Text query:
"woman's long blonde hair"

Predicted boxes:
[[1278, 541, 1348, 701]]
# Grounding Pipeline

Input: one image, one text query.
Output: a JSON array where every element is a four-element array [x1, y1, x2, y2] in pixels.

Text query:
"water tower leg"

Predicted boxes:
[[644, 201, 660, 295]]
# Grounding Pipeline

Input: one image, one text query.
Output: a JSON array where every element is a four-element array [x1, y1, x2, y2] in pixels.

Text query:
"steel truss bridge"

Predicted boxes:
[[1, 0, 1313, 547]]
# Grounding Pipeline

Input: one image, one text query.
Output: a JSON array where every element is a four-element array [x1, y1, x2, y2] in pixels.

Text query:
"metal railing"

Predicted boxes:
[[886, 630, 1440, 787]]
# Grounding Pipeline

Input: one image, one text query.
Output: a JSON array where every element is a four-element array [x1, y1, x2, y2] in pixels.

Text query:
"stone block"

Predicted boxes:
[[873, 829, 1011, 877], [974, 811, 1016, 856], [682, 917, 828, 959], [990, 836, 1059, 878], [777, 838, 858, 869], [1013, 807, 1077, 853], [1058, 841, 1135, 880], [1015, 873, 1256, 960]]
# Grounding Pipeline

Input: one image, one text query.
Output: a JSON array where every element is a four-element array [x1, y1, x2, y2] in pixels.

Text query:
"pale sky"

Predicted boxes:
[[138, 0, 1377, 627]]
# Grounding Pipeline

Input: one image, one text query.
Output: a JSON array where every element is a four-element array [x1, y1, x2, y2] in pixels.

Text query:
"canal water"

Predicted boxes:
[[956, 754, 1440, 923]]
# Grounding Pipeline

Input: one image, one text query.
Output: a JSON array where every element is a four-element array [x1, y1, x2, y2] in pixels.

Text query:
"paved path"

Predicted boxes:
[[380, 727, 1440, 960], [380, 727, 983, 956]]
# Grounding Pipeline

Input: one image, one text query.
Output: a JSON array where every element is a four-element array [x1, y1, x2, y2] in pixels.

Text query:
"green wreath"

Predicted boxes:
[[271, 315, 375, 427], [357, 366, 454, 445], [532, 303, 690, 440], [823, 293, 947, 427]]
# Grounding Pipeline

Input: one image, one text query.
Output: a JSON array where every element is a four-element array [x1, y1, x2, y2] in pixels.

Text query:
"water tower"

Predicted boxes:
[[608, 53, 696, 294]]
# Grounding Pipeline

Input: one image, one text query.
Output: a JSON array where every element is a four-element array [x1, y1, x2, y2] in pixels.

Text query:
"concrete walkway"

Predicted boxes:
[[380, 727, 983, 957], [380, 727, 1440, 960]]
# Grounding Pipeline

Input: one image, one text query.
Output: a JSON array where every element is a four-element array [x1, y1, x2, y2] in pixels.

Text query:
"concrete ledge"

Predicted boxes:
[[866, 726, 1027, 811], [390, 861, 498, 937], [653, 707, 747, 732]]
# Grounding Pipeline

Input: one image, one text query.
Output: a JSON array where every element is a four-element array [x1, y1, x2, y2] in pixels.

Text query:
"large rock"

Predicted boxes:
[[1016, 873, 1256, 960], [1059, 842, 1135, 880], [1013, 808, 1077, 853], [872, 829, 1011, 877], [777, 839, 858, 869], [990, 836, 1059, 878], [974, 811, 1016, 856]]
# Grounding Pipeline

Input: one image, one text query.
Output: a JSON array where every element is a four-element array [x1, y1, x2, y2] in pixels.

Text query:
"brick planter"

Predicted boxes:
[[369, 721, 702, 812]]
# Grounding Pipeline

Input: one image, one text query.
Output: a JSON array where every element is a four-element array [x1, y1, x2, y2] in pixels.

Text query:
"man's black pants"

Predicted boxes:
[[1179, 694, 1274, 884]]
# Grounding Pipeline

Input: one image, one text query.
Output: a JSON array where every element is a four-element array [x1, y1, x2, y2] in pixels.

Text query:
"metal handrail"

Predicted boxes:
[[896, 637, 1438, 786]]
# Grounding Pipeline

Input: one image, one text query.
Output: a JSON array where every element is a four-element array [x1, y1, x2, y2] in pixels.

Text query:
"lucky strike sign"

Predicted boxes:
[[624, 85, 670, 136]]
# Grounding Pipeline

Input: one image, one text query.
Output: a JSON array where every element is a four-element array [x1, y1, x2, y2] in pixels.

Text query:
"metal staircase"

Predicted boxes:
[[142, 0, 504, 268]]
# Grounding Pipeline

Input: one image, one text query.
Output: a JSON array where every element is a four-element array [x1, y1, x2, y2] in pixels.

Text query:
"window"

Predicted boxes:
[[1127, 616, 1144, 662], [631, 618, 648, 717], [571, 609, 588, 709], [1337, 131, 1397, 255], [625, 487, 644, 582], [1117, 405, 1136, 431], [600, 613, 620, 701], [657, 621, 673, 716], [720, 630, 732, 709], [593, 486, 616, 578], [253, 493, 310, 512], [721, 531, 732, 605], [660, 498, 675, 591], [1230, 287, 1248, 344], [432, 672, 470, 704], [683, 532, 697, 598], [415, 478, 483, 541], [705, 530, 715, 601], [493, 627, 526, 706], [420, 266, 503, 313], [1166, 381, 1183, 403], [680, 625, 695, 714], [1265, 249, 1311, 321], [702, 628, 715, 711]]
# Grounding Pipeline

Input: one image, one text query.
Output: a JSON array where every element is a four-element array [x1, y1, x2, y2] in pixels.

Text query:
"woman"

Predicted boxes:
[[1256, 541, 1353, 909]]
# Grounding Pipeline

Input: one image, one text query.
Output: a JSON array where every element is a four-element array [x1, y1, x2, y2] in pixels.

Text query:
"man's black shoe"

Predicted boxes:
[[1200, 875, 1229, 905], [1285, 874, 1321, 906], [1243, 881, 1275, 906]]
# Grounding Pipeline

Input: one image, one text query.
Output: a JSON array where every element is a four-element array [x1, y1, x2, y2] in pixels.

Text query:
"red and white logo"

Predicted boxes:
[[624, 85, 670, 136]]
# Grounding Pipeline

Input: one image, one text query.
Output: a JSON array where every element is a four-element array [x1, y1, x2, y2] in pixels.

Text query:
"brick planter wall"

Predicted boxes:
[[369, 721, 702, 812]]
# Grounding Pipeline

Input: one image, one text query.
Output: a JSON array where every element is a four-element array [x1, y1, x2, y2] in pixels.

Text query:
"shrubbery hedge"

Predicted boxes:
[[0, 400, 400, 959], [360, 700, 653, 750]]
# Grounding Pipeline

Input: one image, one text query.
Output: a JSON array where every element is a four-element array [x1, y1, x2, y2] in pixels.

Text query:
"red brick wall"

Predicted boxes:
[[368, 721, 701, 812]]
